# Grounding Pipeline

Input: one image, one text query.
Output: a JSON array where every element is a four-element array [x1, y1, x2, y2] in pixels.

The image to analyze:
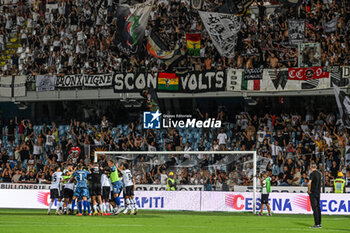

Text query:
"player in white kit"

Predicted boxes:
[[101, 169, 111, 215], [118, 162, 137, 215], [48, 167, 63, 215]]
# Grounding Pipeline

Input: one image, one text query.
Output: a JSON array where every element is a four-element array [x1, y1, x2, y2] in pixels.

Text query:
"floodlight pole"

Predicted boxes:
[[322, 151, 325, 193], [253, 151, 257, 214]]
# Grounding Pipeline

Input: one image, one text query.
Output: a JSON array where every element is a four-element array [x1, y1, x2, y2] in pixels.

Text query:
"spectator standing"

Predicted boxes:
[[217, 128, 228, 150]]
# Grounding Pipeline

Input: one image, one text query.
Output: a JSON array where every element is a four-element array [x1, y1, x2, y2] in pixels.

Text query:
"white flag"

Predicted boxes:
[[199, 11, 241, 58]]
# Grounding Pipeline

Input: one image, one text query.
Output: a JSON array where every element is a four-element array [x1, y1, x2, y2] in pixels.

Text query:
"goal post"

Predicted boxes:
[[94, 150, 257, 214]]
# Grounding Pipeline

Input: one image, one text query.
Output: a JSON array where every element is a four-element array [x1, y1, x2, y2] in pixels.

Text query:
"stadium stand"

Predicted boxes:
[[0, 109, 349, 190], [0, 0, 349, 76]]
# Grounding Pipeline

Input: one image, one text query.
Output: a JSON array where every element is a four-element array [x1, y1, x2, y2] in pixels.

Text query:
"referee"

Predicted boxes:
[[307, 163, 322, 228]]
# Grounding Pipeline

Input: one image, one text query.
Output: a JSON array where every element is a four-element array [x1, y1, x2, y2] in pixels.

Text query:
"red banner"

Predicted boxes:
[[288, 67, 329, 80]]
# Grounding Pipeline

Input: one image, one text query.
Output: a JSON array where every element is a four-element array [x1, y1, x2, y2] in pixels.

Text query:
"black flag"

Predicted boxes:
[[334, 84, 350, 128]]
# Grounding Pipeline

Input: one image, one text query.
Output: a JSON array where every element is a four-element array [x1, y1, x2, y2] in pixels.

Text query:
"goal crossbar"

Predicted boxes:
[[94, 150, 257, 214]]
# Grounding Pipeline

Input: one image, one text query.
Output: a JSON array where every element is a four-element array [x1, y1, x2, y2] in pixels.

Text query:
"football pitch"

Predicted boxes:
[[0, 209, 349, 233]]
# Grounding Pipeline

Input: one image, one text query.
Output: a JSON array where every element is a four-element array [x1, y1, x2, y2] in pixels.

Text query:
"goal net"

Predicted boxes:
[[94, 151, 257, 213]]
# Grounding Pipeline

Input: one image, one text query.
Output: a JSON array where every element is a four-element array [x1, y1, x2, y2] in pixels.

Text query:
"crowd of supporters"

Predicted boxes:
[[0, 0, 349, 76], [0, 108, 350, 191]]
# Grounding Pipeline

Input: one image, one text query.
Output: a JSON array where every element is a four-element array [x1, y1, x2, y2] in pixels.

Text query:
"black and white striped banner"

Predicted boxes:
[[0, 75, 26, 97]]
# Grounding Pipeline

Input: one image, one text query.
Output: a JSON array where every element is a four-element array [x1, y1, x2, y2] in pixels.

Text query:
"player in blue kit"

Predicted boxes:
[[70, 164, 91, 216]]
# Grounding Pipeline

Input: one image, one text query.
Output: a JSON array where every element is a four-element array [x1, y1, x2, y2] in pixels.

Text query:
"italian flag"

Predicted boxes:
[[241, 72, 260, 91], [158, 72, 179, 91], [186, 33, 201, 57]]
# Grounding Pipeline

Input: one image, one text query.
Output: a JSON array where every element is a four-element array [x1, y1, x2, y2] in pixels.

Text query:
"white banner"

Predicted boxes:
[[13, 75, 26, 97], [0, 183, 51, 190], [199, 11, 241, 58], [36, 75, 56, 91], [0, 75, 12, 97], [0, 75, 26, 97], [202, 192, 350, 215], [0, 190, 349, 215], [233, 185, 337, 193], [0, 190, 200, 211], [135, 184, 204, 191], [0, 183, 204, 191]]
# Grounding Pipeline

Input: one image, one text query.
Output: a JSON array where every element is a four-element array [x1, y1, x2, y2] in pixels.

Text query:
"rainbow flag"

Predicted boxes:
[[158, 73, 179, 91], [186, 33, 201, 57]]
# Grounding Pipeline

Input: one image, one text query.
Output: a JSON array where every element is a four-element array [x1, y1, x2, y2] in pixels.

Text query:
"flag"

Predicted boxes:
[[199, 11, 241, 58], [333, 84, 350, 128], [186, 33, 201, 57], [158, 73, 179, 91], [115, 0, 154, 55], [190, 0, 203, 10], [241, 72, 260, 91], [147, 31, 177, 59], [288, 67, 329, 80], [323, 17, 338, 33], [164, 49, 185, 70], [140, 88, 160, 111]]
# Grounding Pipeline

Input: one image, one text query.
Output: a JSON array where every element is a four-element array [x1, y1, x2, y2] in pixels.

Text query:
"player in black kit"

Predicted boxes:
[[89, 163, 104, 216]]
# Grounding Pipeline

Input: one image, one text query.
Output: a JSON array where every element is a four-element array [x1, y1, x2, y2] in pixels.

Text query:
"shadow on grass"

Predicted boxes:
[[294, 222, 350, 232], [294, 222, 310, 227]]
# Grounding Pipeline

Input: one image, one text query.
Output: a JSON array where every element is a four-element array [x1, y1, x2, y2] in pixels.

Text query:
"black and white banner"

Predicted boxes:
[[0, 75, 26, 97], [323, 17, 338, 33], [324, 66, 348, 87], [333, 84, 350, 128], [288, 19, 305, 44], [343, 66, 350, 79], [227, 68, 330, 92], [55, 73, 113, 88], [84, 73, 114, 87], [36, 75, 56, 91], [243, 68, 263, 80], [199, 11, 241, 58], [113, 71, 226, 93]]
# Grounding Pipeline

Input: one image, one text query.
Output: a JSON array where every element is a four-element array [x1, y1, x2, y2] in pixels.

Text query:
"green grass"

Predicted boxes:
[[0, 209, 349, 233]]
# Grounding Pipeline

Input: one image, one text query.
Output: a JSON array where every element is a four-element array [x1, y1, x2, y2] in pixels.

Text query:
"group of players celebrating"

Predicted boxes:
[[47, 160, 138, 216]]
